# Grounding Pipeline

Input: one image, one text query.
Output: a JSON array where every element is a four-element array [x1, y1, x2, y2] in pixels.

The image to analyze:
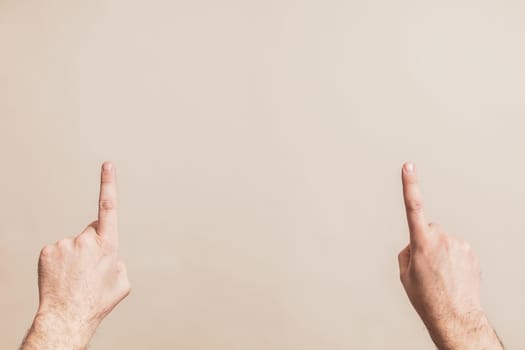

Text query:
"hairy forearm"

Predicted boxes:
[[20, 312, 95, 350], [427, 311, 504, 350]]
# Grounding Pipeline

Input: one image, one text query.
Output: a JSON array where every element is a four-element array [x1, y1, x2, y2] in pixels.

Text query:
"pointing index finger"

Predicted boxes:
[[402, 162, 428, 248], [98, 161, 118, 242]]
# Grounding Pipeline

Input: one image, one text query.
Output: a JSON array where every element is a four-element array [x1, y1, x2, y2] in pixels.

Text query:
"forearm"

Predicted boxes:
[[21, 311, 95, 350], [427, 312, 504, 350]]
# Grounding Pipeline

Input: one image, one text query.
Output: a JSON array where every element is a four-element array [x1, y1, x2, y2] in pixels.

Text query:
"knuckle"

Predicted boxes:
[[99, 199, 116, 211], [116, 259, 127, 273], [39, 245, 54, 260], [56, 238, 71, 250], [117, 263, 131, 298], [75, 234, 91, 248], [406, 198, 424, 212], [458, 238, 473, 251], [450, 236, 469, 251], [101, 172, 113, 183]]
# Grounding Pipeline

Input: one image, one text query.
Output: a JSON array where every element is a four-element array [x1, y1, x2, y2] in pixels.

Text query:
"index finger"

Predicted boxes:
[[401, 162, 428, 248], [98, 161, 118, 242]]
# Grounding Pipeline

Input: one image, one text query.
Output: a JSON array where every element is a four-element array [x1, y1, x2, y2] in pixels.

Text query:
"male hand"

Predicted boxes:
[[398, 162, 503, 350], [22, 162, 131, 350]]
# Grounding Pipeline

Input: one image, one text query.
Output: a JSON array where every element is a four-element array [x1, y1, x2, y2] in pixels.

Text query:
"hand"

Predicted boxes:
[[22, 162, 131, 350], [398, 162, 503, 350]]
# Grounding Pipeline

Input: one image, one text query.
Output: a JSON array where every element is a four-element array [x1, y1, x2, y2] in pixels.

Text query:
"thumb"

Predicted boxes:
[[398, 244, 411, 277]]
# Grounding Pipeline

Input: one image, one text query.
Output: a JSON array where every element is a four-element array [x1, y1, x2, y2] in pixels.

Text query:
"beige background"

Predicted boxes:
[[1, 0, 524, 348]]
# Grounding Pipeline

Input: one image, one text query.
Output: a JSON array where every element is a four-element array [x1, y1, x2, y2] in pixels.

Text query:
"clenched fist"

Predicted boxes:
[[21, 162, 131, 350], [398, 162, 503, 350]]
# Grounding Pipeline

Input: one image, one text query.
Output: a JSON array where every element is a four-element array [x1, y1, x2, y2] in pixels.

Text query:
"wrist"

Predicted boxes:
[[427, 310, 503, 350], [23, 308, 99, 350]]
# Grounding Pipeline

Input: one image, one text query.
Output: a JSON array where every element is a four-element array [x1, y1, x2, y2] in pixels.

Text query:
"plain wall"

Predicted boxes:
[[1, 0, 525, 348]]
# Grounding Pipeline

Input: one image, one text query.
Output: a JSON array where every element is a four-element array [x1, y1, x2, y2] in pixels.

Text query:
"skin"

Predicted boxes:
[[398, 162, 503, 350], [21, 162, 131, 350]]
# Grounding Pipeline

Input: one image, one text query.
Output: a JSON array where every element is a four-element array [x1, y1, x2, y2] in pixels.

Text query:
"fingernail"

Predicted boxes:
[[405, 162, 414, 173], [103, 162, 113, 171]]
